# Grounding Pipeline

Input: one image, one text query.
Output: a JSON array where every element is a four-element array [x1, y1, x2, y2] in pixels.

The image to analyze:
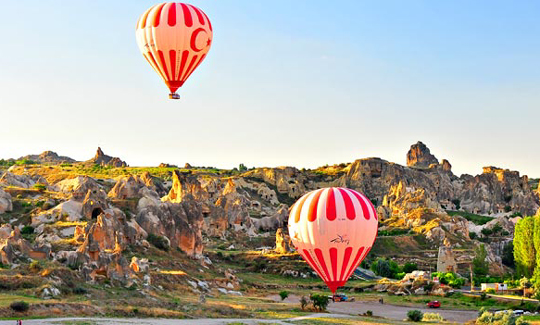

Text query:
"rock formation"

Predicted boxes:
[[436, 244, 457, 273], [0, 188, 12, 214], [86, 147, 127, 167], [407, 141, 439, 168], [18, 151, 76, 165], [275, 228, 290, 254]]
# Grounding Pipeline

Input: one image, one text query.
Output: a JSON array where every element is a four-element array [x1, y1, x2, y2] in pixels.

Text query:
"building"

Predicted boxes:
[[481, 283, 508, 292]]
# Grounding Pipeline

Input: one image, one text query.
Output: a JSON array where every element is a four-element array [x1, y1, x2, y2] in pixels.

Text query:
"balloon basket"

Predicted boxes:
[[169, 93, 180, 100]]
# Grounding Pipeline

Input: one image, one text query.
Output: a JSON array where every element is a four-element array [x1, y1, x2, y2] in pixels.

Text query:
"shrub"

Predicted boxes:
[[407, 310, 423, 322], [402, 262, 418, 273], [470, 232, 478, 240], [310, 294, 329, 311], [33, 183, 46, 191], [146, 233, 169, 251], [21, 226, 35, 235], [10, 301, 29, 312], [29, 260, 42, 272], [485, 288, 496, 294], [73, 287, 88, 295], [422, 312, 444, 322], [279, 290, 289, 301], [300, 296, 309, 310], [366, 310, 373, 316]]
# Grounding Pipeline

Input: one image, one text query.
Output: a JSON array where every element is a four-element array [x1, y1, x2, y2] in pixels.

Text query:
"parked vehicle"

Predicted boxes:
[[427, 301, 441, 308], [328, 294, 349, 302]]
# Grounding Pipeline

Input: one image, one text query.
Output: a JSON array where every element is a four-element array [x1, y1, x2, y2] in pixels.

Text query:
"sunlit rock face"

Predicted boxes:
[[458, 167, 539, 216], [0, 188, 12, 214], [407, 141, 439, 168]]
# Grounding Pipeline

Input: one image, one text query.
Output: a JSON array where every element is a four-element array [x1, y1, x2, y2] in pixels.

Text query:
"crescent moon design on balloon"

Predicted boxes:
[[190, 28, 208, 52]]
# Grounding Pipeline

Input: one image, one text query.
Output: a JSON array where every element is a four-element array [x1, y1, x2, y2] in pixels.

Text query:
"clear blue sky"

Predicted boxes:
[[1, 1, 539, 177]]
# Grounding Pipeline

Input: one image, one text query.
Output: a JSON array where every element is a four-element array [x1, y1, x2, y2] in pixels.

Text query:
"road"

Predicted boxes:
[[0, 313, 355, 325], [270, 294, 478, 323]]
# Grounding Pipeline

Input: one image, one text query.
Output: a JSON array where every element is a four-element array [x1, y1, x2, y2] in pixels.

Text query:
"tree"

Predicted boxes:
[[473, 244, 489, 276], [514, 216, 536, 277], [279, 290, 289, 301], [310, 294, 329, 311], [502, 241, 515, 268], [403, 262, 418, 273], [238, 163, 248, 172]]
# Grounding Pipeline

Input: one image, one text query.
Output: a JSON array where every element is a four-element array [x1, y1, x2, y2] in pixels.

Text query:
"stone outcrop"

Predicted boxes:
[[458, 167, 539, 216], [275, 228, 290, 254], [54, 176, 102, 200], [0, 188, 12, 214], [0, 172, 38, 188], [18, 151, 76, 165], [136, 198, 204, 257], [86, 147, 127, 168], [436, 245, 457, 273], [108, 172, 161, 199], [407, 141, 439, 168]]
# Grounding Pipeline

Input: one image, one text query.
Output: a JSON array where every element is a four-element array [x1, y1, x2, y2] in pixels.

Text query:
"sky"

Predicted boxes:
[[0, 0, 539, 177]]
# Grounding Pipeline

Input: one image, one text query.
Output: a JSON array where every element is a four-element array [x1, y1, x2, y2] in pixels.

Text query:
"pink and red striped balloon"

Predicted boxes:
[[136, 3, 212, 98], [288, 187, 378, 294]]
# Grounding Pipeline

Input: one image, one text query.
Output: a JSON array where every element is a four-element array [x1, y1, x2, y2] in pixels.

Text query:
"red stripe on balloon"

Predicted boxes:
[[177, 50, 189, 82], [181, 55, 198, 82], [348, 189, 370, 220], [191, 5, 206, 25], [151, 3, 166, 27], [329, 247, 338, 281], [157, 50, 171, 81], [167, 3, 177, 26], [169, 50, 177, 81], [182, 54, 206, 82], [181, 3, 193, 27], [314, 248, 331, 282], [293, 192, 310, 223], [202, 11, 212, 31], [302, 249, 326, 281], [307, 189, 323, 222], [325, 188, 336, 221], [345, 247, 365, 281], [339, 247, 353, 281], [338, 188, 356, 220]]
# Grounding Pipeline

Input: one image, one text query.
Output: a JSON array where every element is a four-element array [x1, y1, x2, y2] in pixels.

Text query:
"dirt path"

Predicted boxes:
[[268, 294, 478, 323]]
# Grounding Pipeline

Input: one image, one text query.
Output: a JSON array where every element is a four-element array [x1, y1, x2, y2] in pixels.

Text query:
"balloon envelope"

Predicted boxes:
[[136, 3, 213, 97], [288, 187, 378, 293]]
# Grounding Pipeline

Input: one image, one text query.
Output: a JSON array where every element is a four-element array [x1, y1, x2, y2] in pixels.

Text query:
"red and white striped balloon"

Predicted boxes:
[[136, 3, 213, 98], [288, 187, 378, 293]]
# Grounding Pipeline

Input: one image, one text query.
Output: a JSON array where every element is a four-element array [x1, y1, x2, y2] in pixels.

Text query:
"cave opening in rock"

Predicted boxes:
[[91, 207, 103, 219]]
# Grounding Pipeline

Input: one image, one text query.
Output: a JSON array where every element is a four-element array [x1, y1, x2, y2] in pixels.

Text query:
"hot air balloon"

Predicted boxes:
[[288, 187, 378, 294], [136, 3, 213, 99]]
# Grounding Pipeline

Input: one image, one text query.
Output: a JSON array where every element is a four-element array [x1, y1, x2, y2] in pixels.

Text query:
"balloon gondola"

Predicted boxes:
[[136, 3, 213, 99], [288, 187, 378, 294]]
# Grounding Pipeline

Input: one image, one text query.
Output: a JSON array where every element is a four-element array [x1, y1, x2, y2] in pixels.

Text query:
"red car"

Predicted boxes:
[[427, 301, 441, 308]]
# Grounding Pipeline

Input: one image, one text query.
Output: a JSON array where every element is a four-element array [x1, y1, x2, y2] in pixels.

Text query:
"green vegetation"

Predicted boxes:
[[407, 310, 423, 322], [309, 294, 329, 311], [432, 272, 465, 288], [147, 233, 169, 251], [514, 214, 538, 277], [446, 210, 492, 225], [279, 290, 289, 301], [473, 244, 489, 276], [9, 301, 29, 312]]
